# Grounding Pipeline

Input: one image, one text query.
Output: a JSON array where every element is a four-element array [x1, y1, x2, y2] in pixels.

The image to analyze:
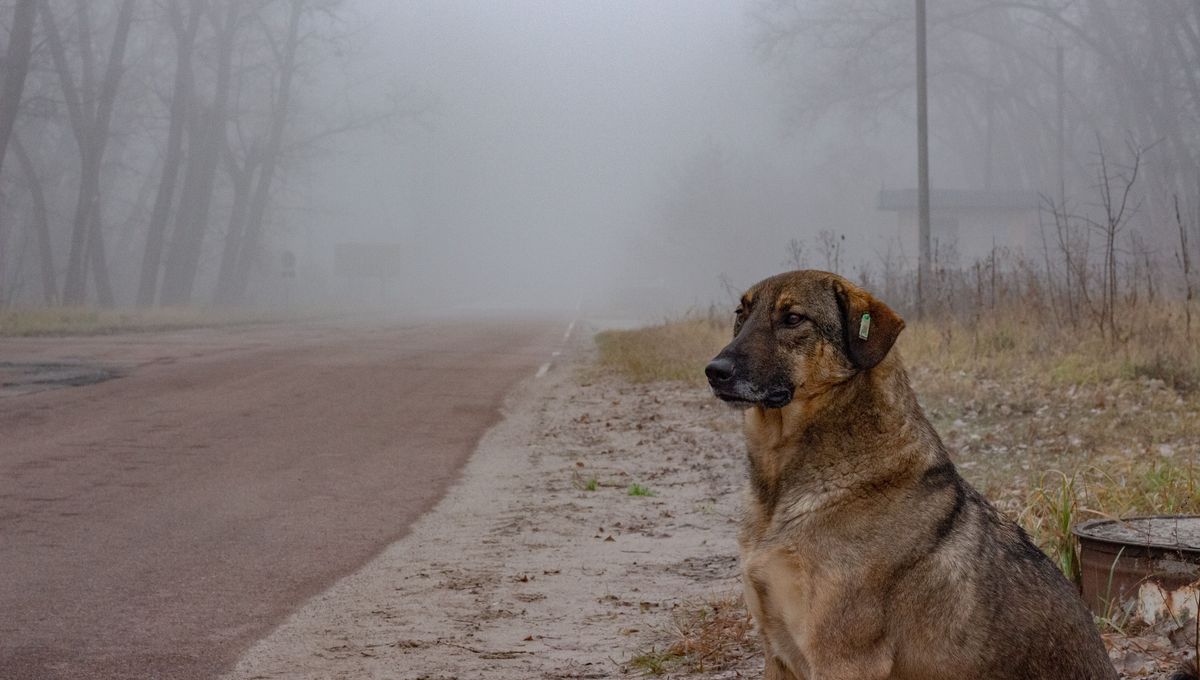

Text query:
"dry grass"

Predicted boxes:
[[0, 306, 315, 337], [1020, 462, 1200, 590], [899, 305, 1200, 562], [898, 302, 1200, 393], [630, 593, 756, 676], [596, 303, 1200, 571], [594, 315, 727, 385]]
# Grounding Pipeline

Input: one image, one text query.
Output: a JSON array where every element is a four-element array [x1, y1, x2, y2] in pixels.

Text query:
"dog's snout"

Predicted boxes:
[[705, 357, 736, 384]]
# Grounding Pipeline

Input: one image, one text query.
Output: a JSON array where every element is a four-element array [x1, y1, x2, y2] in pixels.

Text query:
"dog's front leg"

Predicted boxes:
[[805, 648, 894, 680], [765, 654, 803, 680]]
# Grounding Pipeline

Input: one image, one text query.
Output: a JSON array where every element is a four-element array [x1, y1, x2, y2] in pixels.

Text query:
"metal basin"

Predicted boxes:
[[1073, 515, 1200, 624]]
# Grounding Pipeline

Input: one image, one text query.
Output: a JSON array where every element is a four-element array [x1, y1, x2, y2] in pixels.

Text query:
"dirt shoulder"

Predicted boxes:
[[221, 326, 754, 680]]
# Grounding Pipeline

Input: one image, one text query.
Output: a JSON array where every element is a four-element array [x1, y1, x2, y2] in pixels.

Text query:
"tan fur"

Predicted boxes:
[[709, 271, 1117, 680]]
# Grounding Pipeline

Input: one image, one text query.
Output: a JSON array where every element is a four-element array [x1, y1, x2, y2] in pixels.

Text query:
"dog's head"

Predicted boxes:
[[705, 270, 904, 408]]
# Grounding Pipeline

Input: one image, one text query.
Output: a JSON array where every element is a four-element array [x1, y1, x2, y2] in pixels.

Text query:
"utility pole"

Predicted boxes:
[[916, 0, 931, 319], [984, 41, 996, 191], [1055, 43, 1066, 207]]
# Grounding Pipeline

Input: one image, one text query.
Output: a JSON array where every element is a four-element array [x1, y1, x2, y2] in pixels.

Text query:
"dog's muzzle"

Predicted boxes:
[[705, 357, 793, 408]]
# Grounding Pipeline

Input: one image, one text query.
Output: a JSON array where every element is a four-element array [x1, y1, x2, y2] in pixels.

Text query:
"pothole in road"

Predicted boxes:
[[0, 362, 122, 396]]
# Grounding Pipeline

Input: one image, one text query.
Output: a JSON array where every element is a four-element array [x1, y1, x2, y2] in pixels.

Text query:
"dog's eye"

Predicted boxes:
[[782, 313, 807, 328]]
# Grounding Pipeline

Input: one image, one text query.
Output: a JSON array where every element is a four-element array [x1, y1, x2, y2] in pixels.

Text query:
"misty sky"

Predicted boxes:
[[294, 0, 902, 309], [6, 1, 1186, 312]]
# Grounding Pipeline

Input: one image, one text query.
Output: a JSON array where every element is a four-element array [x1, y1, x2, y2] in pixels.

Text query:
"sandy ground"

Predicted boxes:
[[223, 326, 754, 680]]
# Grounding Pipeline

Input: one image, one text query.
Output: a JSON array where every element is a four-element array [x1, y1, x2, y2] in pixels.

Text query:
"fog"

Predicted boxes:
[[301, 0, 817, 311], [1, 1, 1198, 317]]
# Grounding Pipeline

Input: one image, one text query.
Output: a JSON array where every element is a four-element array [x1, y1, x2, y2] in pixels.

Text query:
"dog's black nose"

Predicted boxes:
[[705, 357, 735, 384]]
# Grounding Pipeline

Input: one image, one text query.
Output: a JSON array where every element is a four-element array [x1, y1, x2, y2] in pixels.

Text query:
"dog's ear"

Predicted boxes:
[[833, 281, 905, 370]]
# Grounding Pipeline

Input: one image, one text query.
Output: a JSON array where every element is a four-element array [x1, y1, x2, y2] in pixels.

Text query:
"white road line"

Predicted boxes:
[[543, 320, 576, 377]]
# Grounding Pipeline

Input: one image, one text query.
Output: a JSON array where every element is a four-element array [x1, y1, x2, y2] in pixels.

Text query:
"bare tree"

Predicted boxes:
[[753, 0, 1200, 209], [159, 0, 241, 305], [212, 137, 258, 304], [214, 0, 303, 305], [10, 135, 55, 303], [0, 0, 39, 305], [136, 0, 203, 306], [782, 237, 808, 269], [41, 0, 137, 305], [817, 229, 844, 273], [1176, 194, 1195, 338], [0, 0, 37, 179], [0, 0, 417, 308], [1086, 137, 1141, 342], [212, 0, 426, 305]]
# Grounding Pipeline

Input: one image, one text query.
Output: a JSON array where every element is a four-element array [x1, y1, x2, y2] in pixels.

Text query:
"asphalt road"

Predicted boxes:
[[0, 317, 565, 680]]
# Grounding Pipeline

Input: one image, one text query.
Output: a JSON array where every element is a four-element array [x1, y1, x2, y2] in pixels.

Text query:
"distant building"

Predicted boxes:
[[877, 189, 1040, 262]]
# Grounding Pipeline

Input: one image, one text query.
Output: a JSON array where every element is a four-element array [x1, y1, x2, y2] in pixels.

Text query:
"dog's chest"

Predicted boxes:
[[739, 544, 825, 674], [740, 495, 886, 675]]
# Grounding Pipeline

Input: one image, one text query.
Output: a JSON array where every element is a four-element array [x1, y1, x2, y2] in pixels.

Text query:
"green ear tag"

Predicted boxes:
[[858, 313, 871, 340]]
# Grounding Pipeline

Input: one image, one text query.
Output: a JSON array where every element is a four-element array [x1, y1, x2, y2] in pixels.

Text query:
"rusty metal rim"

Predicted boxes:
[[1072, 515, 1200, 555]]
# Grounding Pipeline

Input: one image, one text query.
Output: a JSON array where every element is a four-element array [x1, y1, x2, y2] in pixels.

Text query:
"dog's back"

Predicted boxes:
[[884, 474, 1117, 679]]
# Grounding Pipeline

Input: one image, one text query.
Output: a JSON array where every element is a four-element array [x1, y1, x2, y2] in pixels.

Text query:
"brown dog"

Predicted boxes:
[[705, 270, 1134, 680]]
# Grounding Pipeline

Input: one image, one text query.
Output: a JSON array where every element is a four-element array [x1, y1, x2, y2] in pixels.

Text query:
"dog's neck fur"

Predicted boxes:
[[742, 351, 947, 522]]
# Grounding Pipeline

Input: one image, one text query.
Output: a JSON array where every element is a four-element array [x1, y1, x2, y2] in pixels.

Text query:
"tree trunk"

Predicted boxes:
[[223, 0, 303, 305], [159, 2, 238, 306], [0, 0, 38, 305], [42, 0, 136, 305], [11, 135, 56, 303], [0, 0, 37, 174], [137, 0, 201, 306], [87, 208, 114, 306], [213, 142, 258, 305], [0, 206, 9, 306]]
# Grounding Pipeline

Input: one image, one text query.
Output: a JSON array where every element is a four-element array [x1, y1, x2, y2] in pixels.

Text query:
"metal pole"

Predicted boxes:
[[1056, 43, 1065, 206], [916, 0, 931, 320]]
